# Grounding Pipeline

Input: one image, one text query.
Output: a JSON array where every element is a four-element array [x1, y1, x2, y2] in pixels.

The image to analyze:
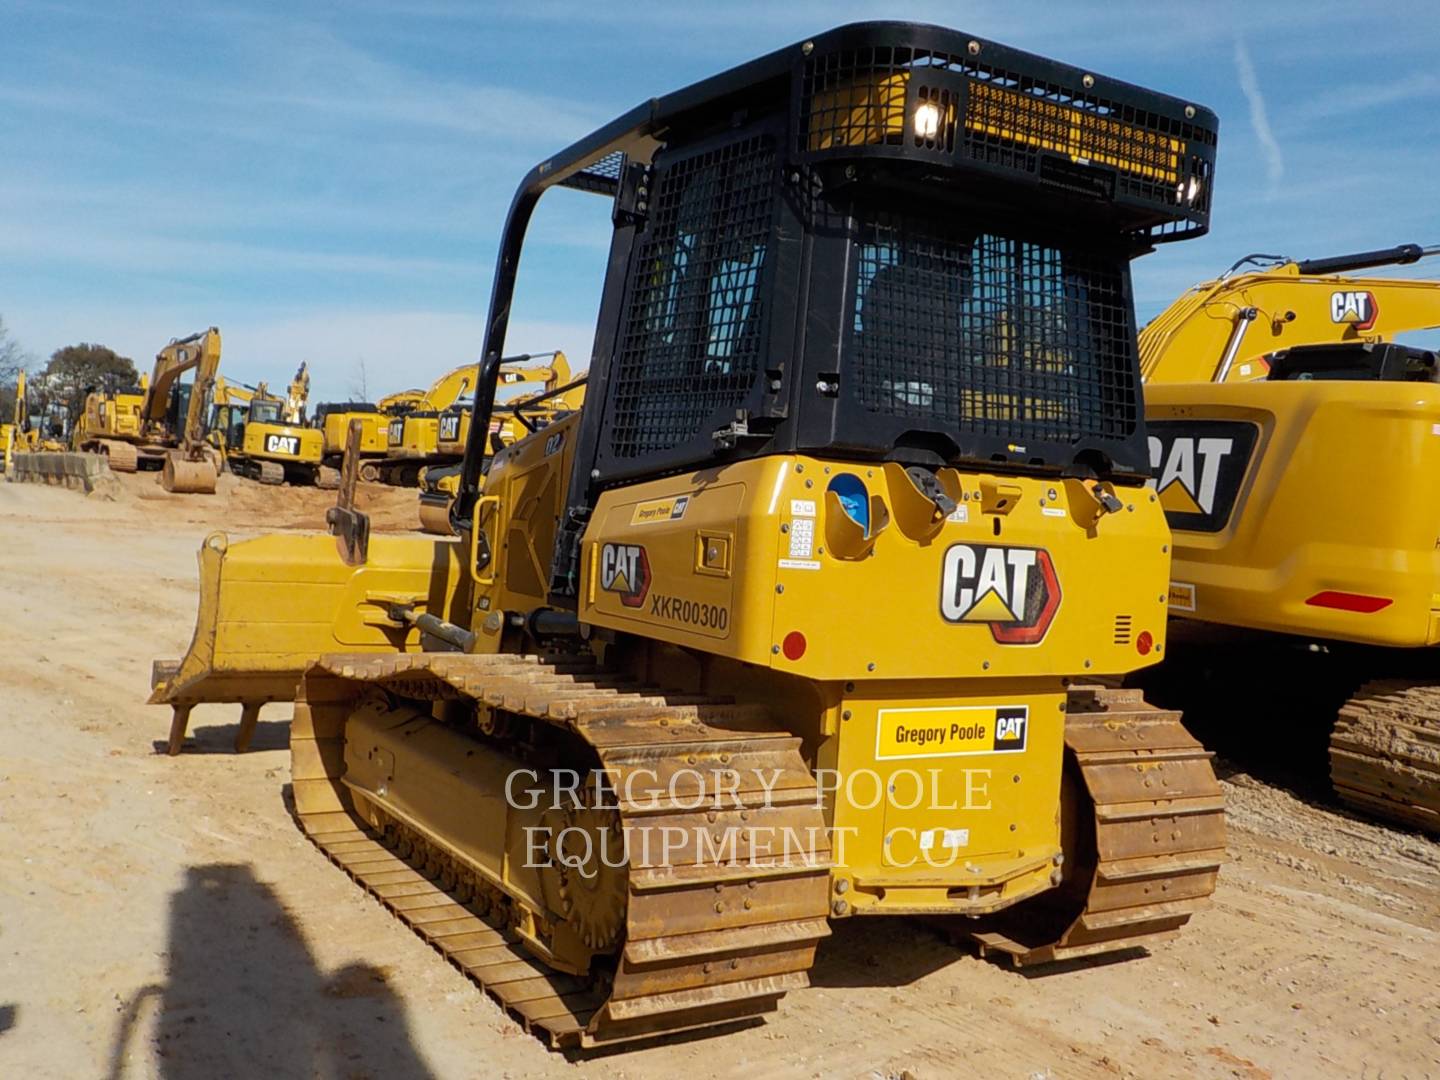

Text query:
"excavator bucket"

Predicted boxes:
[[160, 451, 217, 494], [151, 529, 467, 752]]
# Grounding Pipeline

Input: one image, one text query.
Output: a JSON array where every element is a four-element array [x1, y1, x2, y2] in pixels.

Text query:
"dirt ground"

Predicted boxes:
[[0, 472, 1437, 1079]]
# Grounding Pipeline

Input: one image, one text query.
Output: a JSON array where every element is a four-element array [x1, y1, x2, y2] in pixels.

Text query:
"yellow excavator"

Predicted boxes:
[[144, 329, 224, 493], [64, 330, 220, 488], [72, 376, 150, 471], [417, 354, 587, 533], [315, 387, 428, 482], [1, 369, 26, 474], [377, 362, 484, 486], [1141, 243, 1440, 832], [150, 23, 1223, 1047], [209, 364, 337, 487]]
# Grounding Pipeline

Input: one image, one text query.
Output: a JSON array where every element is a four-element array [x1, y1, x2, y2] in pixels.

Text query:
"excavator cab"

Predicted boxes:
[[156, 23, 1223, 1047]]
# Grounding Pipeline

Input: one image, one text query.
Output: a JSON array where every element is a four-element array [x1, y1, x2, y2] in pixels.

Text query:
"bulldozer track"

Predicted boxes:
[[967, 686, 1225, 966], [1331, 680, 1440, 834], [291, 652, 832, 1049]]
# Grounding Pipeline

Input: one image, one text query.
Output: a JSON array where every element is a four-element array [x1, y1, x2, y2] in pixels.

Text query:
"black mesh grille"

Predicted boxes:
[[800, 45, 1214, 239], [606, 136, 776, 460], [849, 210, 1137, 445], [559, 151, 627, 195]]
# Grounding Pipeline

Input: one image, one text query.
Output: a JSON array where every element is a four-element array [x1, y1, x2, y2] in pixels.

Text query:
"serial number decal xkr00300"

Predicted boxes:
[[648, 594, 729, 632], [264, 433, 300, 456], [875, 705, 1029, 760], [939, 544, 1061, 644]]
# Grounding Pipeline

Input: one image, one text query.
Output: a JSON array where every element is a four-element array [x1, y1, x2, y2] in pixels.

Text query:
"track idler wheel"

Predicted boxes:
[[316, 465, 341, 490], [257, 460, 286, 485], [551, 802, 628, 954], [160, 451, 217, 494]]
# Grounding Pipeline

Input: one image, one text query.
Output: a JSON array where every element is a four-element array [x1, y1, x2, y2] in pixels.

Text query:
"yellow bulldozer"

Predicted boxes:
[[150, 23, 1224, 1047], [209, 364, 338, 487], [1141, 243, 1440, 832]]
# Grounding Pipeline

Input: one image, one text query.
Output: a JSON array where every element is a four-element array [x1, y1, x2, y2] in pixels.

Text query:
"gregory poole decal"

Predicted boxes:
[[1146, 420, 1259, 533], [939, 544, 1060, 644], [599, 542, 650, 608], [630, 494, 690, 526], [876, 705, 1029, 759], [264, 433, 300, 456]]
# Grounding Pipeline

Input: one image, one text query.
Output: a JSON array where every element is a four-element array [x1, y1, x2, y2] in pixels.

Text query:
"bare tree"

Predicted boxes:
[[0, 315, 32, 419], [348, 357, 370, 402]]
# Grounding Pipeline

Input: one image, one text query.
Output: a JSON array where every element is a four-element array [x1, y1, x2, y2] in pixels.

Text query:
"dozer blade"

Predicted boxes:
[[151, 530, 466, 753], [964, 686, 1225, 967], [289, 652, 832, 1050]]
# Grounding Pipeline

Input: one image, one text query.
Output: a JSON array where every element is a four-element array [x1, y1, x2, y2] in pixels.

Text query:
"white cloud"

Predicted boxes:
[[1233, 37, 1285, 194]]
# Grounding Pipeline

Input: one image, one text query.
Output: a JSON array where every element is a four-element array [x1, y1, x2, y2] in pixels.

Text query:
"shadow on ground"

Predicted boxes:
[[0, 1004, 15, 1036], [150, 717, 291, 756], [106, 863, 435, 1080]]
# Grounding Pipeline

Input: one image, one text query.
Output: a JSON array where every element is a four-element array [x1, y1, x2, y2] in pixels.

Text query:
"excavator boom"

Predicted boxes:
[[1143, 243, 1440, 385]]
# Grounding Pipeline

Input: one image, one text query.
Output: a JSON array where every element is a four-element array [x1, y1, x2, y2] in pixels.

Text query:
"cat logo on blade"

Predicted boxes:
[[599, 543, 650, 608], [939, 544, 1060, 644], [876, 705, 1029, 759], [439, 414, 461, 442], [264, 434, 299, 456], [1147, 420, 1259, 532], [1331, 289, 1379, 331]]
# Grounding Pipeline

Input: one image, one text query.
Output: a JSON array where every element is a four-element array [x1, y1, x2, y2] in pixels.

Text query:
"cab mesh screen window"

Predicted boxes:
[[849, 211, 1136, 444], [607, 136, 775, 459]]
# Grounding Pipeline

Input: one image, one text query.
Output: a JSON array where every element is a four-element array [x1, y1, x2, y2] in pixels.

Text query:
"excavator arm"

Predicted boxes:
[[1142, 244, 1440, 384], [283, 362, 310, 424], [142, 328, 222, 493]]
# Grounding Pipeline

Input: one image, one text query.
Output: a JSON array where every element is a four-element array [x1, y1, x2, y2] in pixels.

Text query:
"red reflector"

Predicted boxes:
[[1136, 630, 1154, 655], [1305, 591, 1393, 614], [782, 631, 807, 660]]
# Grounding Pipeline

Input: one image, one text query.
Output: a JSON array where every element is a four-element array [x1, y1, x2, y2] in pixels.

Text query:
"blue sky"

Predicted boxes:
[[1, 0, 1437, 402]]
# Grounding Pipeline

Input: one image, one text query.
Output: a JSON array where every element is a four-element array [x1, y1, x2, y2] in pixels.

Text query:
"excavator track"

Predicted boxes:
[[290, 652, 832, 1049], [96, 439, 138, 472], [1331, 680, 1440, 834], [967, 686, 1225, 966]]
